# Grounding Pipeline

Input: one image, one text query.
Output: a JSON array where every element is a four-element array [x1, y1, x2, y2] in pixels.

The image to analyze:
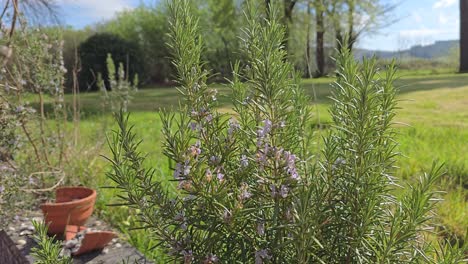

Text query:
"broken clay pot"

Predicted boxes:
[[65, 225, 116, 256], [40, 187, 96, 235]]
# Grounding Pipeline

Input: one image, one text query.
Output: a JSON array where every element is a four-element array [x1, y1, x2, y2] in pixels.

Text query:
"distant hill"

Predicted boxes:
[[355, 40, 459, 60]]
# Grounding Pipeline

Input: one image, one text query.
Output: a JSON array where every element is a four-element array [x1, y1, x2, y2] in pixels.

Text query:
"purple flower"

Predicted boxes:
[[205, 114, 213, 122], [256, 136, 263, 147], [257, 119, 272, 138], [280, 185, 289, 198], [274, 147, 284, 161], [257, 221, 265, 236], [173, 163, 183, 180], [270, 184, 277, 198], [240, 189, 252, 200], [223, 209, 232, 223], [239, 183, 252, 200], [28, 176, 36, 185], [287, 167, 299, 180], [255, 249, 272, 264], [256, 152, 267, 168], [205, 169, 213, 182], [263, 144, 269, 156], [263, 119, 272, 132], [174, 212, 185, 222], [183, 161, 192, 176], [228, 118, 240, 136], [189, 142, 201, 157], [284, 151, 300, 180], [217, 172, 224, 181], [209, 156, 219, 165], [285, 207, 293, 221], [240, 155, 249, 168], [189, 122, 198, 131], [284, 151, 296, 168], [204, 254, 219, 264], [15, 106, 25, 113], [183, 250, 193, 264], [178, 180, 192, 191]]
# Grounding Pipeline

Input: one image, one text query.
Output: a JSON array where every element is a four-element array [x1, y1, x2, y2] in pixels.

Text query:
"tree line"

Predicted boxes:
[[57, 0, 395, 91]]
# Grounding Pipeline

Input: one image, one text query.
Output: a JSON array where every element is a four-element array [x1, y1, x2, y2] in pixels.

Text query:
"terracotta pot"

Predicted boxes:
[[40, 187, 97, 235], [65, 225, 116, 256], [64, 225, 87, 241]]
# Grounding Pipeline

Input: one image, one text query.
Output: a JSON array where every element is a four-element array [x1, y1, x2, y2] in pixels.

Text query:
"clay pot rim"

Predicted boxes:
[[84, 231, 116, 236], [40, 186, 96, 208]]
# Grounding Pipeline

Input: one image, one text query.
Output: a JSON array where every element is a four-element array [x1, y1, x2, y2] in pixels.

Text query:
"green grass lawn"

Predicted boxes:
[[65, 72, 467, 260]]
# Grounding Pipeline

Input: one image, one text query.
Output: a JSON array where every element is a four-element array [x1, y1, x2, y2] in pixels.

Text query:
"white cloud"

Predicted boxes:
[[57, 0, 132, 20], [433, 0, 456, 9]]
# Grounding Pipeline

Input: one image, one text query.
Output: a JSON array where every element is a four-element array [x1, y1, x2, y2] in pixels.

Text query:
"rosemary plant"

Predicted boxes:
[[99, 54, 138, 113], [31, 221, 72, 264], [105, 1, 466, 263]]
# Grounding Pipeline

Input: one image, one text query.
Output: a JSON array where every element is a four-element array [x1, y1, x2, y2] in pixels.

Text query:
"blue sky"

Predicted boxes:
[[57, 0, 459, 51]]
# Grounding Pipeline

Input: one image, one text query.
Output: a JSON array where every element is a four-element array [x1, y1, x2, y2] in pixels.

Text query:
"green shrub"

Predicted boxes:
[[31, 220, 73, 264], [105, 1, 466, 263], [98, 54, 138, 113], [79, 33, 143, 91]]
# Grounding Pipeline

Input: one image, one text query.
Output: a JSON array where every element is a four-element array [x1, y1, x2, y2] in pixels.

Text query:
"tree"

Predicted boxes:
[[78, 33, 143, 91], [460, 0, 468, 73], [205, 0, 240, 79], [314, 0, 326, 77], [101, 6, 171, 83], [327, 0, 396, 51]]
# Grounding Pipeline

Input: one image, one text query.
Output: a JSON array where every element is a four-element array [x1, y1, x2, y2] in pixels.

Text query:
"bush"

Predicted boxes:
[[105, 1, 466, 263], [101, 6, 172, 84], [79, 33, 143, 91]]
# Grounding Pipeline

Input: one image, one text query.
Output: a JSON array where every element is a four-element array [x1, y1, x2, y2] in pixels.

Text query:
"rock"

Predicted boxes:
[[60, 248, 72, 258], [111, 238, 118, 244], [16, 239, 26, 246], [115, 243, 122, 248], [19, 224, 35, 232], [65, 240, 78, 249], [101, 247, 109, 255], [93, 220, 102, 227], [19, 230, 33, 236], [8, 226, 16, 232], [71, 245, 82, 253]]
